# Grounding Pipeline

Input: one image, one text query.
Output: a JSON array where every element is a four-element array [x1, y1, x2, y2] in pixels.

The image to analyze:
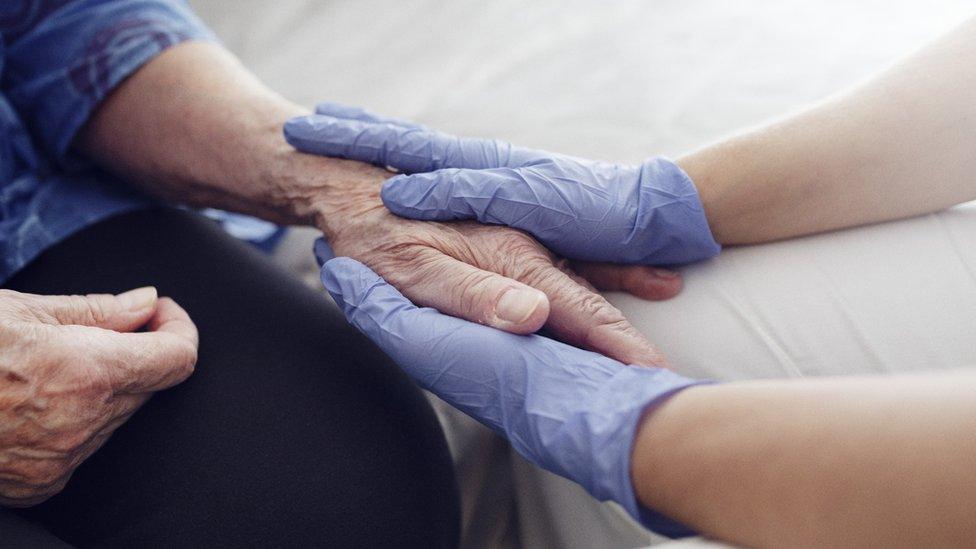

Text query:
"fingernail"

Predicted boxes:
[[651, 268, 680, 279], [496, 288, 545, 324], [118, 286, 157, 310]]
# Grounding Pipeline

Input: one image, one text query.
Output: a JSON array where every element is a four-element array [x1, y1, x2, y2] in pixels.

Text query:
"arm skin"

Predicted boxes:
[[75, 42, 335, 226], [682, 16, 976, 244], [632, 371, 976, 547]]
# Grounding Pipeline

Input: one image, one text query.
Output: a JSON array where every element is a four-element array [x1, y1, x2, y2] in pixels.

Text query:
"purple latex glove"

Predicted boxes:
[[286, 104, 720, 265], [319, 249, 708, 537]]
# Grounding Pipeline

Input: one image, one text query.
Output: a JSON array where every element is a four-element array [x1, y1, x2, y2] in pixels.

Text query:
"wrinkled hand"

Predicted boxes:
[[287, 102, 720, 266], [0, 288, 198, 506], [290, 109, 682, 366], [320, 257, 705, 537]]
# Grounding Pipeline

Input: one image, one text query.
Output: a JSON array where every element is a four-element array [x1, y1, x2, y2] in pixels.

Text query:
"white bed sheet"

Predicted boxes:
[[190, 1, 976, 546]]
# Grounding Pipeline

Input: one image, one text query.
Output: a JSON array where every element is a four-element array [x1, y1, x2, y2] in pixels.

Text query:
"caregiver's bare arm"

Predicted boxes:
[[682, 16, 976, 244], [74, 41, 670, 366], [632, 370, 976, 547]]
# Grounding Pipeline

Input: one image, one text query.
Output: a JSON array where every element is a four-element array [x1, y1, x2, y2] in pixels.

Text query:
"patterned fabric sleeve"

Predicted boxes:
[[0, 0, 217, 167]]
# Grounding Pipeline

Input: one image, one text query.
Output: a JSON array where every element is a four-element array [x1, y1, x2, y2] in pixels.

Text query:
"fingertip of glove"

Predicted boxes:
[[282, 116, 314, 145], [320, 257, 370, 294], [320, 257, 377, 313], [379, 175, 411, 211], [284, 114, 347, 141], [320, 258, 413, 324], [380, 173, 447, 220], [313, 238, 335, 267], [314, 101, 358, 117]]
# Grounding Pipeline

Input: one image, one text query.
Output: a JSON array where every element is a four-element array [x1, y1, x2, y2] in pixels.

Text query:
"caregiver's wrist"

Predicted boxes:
[[674, 151, 734, 247], [630, 383, 713, 517]]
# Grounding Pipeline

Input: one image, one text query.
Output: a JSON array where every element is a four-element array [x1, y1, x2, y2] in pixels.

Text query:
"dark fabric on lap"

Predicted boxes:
[[0, 509, 73, 548], [1, 208, 460, 548]]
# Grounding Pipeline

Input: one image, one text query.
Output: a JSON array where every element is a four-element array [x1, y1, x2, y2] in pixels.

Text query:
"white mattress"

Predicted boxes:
[[190, 1, 976, 546]]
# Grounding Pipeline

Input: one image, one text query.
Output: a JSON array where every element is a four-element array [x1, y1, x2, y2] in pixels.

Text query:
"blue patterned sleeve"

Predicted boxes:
[[1, 0, 217, 166]]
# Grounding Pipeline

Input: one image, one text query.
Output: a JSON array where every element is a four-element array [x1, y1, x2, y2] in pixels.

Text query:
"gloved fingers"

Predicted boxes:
[[382, 246, 550, 335], [313, 101, 426, 130], [284, 114, 539, 173], [313, 238, 335, 266], [380, 168, 578, 248], [320, 256, 626, 417], [320, 257, 482, 372], [511, 258, 669, 367], [571, 261, 683, 301]]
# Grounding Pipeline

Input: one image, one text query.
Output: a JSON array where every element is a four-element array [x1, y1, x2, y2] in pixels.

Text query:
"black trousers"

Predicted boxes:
[[0, 208, 460, 548]]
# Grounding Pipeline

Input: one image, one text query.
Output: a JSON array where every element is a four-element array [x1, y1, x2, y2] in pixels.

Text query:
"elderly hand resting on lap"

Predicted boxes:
[[0, 288, 197, 506]]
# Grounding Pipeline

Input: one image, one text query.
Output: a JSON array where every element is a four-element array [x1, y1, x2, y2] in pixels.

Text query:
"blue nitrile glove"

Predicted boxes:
[[286, 105, 720, 265], [317, 247, 707, 538], [311, 101, 427, 129]]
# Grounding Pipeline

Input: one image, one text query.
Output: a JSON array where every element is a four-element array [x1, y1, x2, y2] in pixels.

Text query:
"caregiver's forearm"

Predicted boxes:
[[632, 371, 976, 547], [76, 41, 387, 225], [680, 16, 976, 244]]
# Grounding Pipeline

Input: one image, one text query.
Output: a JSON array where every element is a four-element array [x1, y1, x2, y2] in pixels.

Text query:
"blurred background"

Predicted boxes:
[[185, 2, 976, 547], [189, 0, 974, 161]]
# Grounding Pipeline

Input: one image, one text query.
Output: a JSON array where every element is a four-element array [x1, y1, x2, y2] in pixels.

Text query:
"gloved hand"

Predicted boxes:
[[317, 246, 707, 537], [286, 104, 720, 265]]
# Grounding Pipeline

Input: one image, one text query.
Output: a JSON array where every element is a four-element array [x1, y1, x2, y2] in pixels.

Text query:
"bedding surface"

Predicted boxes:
[[190, 1, 976, 546]]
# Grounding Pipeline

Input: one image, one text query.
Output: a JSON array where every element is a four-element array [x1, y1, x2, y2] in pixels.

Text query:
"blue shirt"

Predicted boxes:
[[0, 0, 216, 283]]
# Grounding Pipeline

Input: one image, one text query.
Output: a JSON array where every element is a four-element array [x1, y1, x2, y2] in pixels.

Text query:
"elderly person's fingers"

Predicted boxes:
[[12, 287, 160, 331], [370, 247, 550, 336], [315, 237, 550, 334], [60, 297, 199, 394], [508, 257, 668, 367], [570, 262, 683, 301]]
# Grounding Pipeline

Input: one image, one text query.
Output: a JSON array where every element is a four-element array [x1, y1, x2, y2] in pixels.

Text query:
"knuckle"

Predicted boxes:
[[26, 461, 68, 488], [452, 270, 498, 322], [78, 362, 115, 393], [514, 257, 565, 288], [56, 295, 94, 325], [373, 243, 442, 285], [174, 341, 198, 380], [80, 295, 111, 325], [44, 436, 82, 457], [0, 289, 24, 305], [0, 458, 69, 495], [573, 291, 625, 325], [0, 485, 51, 506], [497, 229, 548, 258]]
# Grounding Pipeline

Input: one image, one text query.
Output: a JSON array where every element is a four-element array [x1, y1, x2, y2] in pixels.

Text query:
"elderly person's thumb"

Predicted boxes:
[[23, 287, 159, 332]]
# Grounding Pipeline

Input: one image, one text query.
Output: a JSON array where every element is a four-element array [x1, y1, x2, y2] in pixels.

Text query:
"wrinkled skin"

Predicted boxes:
[[0, 288, 198, 506], [309, 171, 678, 367]]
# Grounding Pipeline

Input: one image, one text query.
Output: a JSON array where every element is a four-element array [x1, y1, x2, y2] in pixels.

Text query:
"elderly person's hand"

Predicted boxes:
[[286, 105, 690, 367], [0, 288, 198, 506], [306, 170, 671, 366]]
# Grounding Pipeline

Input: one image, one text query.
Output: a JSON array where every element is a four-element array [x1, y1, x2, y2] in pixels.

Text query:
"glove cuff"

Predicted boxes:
[[588, 367, 710, 538], [634, 157, 721, 265]]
